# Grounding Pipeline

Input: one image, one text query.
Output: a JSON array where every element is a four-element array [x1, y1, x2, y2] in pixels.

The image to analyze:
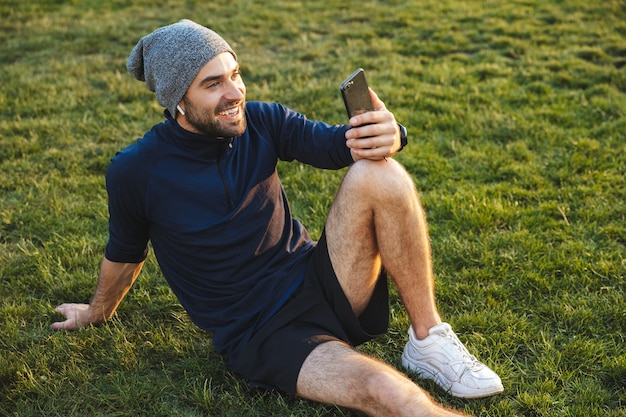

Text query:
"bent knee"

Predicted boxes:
[[345, 159, 417, 202]]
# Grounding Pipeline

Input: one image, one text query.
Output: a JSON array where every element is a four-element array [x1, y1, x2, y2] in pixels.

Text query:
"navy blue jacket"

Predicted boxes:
[[104, 101, 353, 357]]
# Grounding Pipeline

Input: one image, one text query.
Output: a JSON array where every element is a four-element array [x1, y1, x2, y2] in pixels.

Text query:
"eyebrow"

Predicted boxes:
[[197, 65, 240, 88]]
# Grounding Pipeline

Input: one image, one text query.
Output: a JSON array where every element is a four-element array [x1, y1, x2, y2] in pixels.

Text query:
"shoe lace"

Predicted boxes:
[[443, 328, 483, 371]]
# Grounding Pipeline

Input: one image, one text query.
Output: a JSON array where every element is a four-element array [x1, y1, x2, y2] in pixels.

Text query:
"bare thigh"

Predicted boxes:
[[325, 158, 411, 314], [296, 341, 461, 416], [295, 341, 398, 409]]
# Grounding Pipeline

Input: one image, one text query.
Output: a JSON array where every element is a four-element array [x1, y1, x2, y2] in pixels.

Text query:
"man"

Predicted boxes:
[[51, 19, 503, 416]]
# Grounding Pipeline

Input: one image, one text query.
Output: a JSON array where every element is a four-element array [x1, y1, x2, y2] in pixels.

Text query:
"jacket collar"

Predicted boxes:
[[163, 110, 233, 159]]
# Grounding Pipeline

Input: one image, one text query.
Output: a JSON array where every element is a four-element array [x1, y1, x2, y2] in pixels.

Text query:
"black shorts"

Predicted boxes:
[[228, 230, 389, 394]]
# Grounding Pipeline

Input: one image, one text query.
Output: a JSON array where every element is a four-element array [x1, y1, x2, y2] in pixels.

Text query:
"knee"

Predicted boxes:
[[363, 370, 396, 401], [346, 159, 417, 204], [362, 370, 419, 412]]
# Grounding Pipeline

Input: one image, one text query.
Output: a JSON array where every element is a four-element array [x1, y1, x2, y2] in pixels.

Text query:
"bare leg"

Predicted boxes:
[[296, 159, 466, 415], [297, 341, 466, 416], [325, 158, 441, 338]]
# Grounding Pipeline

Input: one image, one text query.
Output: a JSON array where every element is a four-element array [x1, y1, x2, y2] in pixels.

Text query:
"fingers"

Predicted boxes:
[[345, 89, 399, 161], [368, 88, 387, 112], [347, 135, 392, 152], [54, 303, 70, 313], [345, 121, 397, 155], [349, 145, 392, 161], [54, 303, 78, 316], [50, 303, 90, 331], [51, 304, 73, 331], [348, 88, 391, 128], [50, 320, 69, 331], [348, 109, 393, 130], [347, 106, 395, 140]]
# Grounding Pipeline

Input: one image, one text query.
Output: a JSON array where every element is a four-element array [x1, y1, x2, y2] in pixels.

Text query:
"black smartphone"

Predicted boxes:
[[340, 68, 374, 119]]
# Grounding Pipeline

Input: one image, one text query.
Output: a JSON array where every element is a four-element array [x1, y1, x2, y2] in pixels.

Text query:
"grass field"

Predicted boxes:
[[1, 0, 625, 416]]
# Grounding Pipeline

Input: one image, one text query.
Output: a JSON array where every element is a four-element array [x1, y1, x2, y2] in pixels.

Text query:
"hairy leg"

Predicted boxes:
[[296, 341, 467, 417], [301, 159, 502, 409], [325, 159, 441, 338]]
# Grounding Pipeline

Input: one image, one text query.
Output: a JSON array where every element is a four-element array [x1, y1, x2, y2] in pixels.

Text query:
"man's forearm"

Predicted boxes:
[[87, 257, 144, 324]]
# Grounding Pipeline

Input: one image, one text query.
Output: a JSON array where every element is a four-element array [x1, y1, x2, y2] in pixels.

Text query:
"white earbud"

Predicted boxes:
[[176, 105, 186, 116]]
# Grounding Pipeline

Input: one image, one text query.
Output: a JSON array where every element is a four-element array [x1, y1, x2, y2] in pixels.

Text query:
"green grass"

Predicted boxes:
[[1, 0, 624, 416]]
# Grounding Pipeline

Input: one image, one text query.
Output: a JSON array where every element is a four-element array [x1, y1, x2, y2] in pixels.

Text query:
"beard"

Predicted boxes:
[[182, 97, 247, 138]]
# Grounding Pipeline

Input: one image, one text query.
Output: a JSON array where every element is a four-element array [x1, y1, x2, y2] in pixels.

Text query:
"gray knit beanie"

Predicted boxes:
[[127, 19, 237, 116]]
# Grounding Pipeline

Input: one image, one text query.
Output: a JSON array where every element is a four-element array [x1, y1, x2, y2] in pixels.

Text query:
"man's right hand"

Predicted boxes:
[[49, 259, 145, 332], [50, 303, 93, 331]]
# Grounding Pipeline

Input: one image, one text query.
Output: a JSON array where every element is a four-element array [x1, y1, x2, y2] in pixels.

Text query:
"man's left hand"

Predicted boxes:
[[345, 89, 401, 161]]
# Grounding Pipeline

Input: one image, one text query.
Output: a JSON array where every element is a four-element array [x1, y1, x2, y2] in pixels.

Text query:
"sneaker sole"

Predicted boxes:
[[401, 351, 504, 399]]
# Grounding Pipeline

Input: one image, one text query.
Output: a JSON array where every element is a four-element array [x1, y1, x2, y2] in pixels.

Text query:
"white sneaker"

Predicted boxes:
[[401, 323, 504, 399]]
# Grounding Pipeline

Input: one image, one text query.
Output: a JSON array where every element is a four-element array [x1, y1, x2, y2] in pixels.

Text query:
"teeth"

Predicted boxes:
[[220, 107, 238, 116]]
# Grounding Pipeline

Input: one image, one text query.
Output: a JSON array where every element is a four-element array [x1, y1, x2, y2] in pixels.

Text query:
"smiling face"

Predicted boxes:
[[177, 52, 247, 138]]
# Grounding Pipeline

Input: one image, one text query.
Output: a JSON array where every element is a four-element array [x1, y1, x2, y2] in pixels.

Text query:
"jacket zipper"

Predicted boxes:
[[216, 142, 234, 210]]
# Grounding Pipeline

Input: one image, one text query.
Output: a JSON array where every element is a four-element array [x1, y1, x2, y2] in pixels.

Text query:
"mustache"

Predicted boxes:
[[215, 100, 244, 115]]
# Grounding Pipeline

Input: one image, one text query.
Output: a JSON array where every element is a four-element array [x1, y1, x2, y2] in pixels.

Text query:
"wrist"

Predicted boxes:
[[397, 123, 408, 152], [85, 303, 110, 325]]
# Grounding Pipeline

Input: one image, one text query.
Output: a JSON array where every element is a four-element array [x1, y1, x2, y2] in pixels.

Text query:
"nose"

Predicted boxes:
[[225, 78, 245, 101]]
